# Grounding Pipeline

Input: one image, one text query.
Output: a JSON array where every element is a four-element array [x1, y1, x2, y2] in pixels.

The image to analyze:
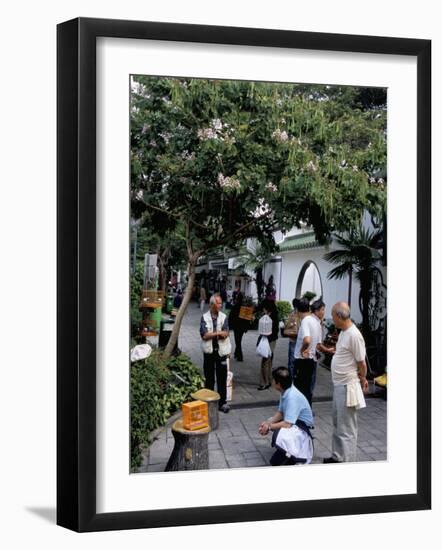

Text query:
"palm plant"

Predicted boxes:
[[324, 225, 384, 336], [241, 242, 276, 302]]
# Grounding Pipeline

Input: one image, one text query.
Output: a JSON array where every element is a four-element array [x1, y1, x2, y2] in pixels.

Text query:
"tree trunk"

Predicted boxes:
[[360, 274, 371, 338], [157, 248, 170, 293], [164, 419, 210, 471], [256, 267, 264, 302], [163, 260, 197, 358], [347, 266, 353, 308]]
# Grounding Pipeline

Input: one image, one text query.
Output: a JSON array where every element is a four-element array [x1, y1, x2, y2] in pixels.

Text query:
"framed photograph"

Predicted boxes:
[[57, 17, 431, 532]]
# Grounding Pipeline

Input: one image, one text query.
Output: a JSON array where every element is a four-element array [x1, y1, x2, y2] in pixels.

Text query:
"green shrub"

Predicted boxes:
[[302, 291, 317, 303], [130, 261, 144, 338], [275, 300, 292, 322], [130, 350, 204, 470]]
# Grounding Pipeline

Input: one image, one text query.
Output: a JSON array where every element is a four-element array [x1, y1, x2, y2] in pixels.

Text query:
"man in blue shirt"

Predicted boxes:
[[259, 367, 314, 465]]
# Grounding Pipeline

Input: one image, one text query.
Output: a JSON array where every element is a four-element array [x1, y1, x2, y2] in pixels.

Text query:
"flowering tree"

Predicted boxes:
[[130, 77, 386, 357]]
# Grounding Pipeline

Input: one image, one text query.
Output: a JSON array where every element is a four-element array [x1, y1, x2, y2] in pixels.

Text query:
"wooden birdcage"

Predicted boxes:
[[182, 400, 209, 431], [238, 305, 254, 321], [139, 289, 164, 310]]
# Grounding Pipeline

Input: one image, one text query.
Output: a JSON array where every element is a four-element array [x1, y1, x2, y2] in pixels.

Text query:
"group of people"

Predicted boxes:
[[260, 299, 368, 465], [199, 292, 368, 465]]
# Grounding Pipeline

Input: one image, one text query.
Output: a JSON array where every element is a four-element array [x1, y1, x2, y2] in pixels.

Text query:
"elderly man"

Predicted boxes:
[[259, 367, 314, 465], [323, 301, 368, 463], [200, 293, 232, 413]]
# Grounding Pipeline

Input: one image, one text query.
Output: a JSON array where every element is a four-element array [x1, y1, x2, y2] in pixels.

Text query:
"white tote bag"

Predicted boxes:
[[256, 335, 272, 358]]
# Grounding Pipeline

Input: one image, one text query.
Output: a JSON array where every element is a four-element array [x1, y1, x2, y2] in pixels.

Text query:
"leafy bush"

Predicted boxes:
[[130, 350, 204, 470], [130, 261, 144, 338], [302, 291, 317, 303], [275, 300, 292, 322]]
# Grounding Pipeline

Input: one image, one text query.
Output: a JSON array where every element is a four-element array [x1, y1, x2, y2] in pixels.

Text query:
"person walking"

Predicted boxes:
[[257, 299, 279, 390], [228, 292, 250, 361], [323, 301, 368, 463], [200, 293, 232, 413], [199, 286, 207, 312]]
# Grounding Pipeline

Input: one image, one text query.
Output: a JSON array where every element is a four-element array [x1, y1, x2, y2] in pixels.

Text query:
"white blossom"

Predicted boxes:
[[198, 128, 217, 140], [181, 150, 195, 161], [369, 177, 376, 184], [159, 131, 172, 144], [307, 160, 318, 173], [198, 120, 235, 143], [377, 178, 385, 184], [212, 118, 223, 130], [266, 182, 278, 193], [272, 129, 289, 142], [253, 198, 270, 217], [217, 173, 241, 191], [352, 165, 359, 172]]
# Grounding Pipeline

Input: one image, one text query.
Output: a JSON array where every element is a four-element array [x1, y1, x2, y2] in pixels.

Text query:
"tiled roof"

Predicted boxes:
[[277, 232, 322, 252]]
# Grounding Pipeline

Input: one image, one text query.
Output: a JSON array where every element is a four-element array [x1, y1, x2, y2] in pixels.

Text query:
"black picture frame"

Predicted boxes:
[[57, 17, 431, 532]]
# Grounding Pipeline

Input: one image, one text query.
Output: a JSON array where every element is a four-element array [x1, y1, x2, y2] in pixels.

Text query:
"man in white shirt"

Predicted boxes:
[[323, 301, 368, 463], [294, 299, 333, 404]]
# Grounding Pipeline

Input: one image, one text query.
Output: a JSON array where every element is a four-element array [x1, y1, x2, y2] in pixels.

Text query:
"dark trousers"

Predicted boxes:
[[293, 358, 316, 405], [203, 351, 227, 407], [234, 329, 245, 360]]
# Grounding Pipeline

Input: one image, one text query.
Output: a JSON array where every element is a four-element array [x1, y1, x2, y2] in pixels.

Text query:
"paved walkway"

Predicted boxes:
[[178, 303, 333, 405], [138, 303, 387, 472]]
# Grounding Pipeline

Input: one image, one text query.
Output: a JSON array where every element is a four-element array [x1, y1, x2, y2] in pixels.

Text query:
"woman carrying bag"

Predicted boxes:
[[257, 299, 279, 390]]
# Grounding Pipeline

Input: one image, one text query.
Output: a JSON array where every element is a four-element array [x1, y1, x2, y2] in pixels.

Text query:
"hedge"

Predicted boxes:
[[130, 350, 204, 470]]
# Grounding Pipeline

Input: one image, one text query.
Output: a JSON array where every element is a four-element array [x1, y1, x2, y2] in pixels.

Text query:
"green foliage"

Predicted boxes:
[[324, 225, 383, 336], [131, 77, 387, 250], [302, 291, 317, 302], [130, 261, 144, 337], [275, 300, 292, 321], [130, 351, 204, 470]]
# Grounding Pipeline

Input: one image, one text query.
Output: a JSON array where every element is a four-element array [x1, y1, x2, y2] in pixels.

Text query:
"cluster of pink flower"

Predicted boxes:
[[272, 128, 289, 142], [197, 119, 236, 143]]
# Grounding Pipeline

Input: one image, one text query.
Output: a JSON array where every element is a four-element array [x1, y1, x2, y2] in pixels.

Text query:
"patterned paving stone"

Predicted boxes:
[[136, 304, 387, 473]]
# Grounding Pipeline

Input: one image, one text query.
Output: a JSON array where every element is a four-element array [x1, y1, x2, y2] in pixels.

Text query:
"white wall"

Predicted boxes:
[[0, 1, 440, 548], [279, 247, 363, 322], [262, 258, 282, 299]]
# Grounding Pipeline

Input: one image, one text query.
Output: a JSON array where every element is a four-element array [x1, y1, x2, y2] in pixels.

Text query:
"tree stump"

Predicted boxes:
[[190, 388, 220, 430], [165, 419, 211, 472]]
